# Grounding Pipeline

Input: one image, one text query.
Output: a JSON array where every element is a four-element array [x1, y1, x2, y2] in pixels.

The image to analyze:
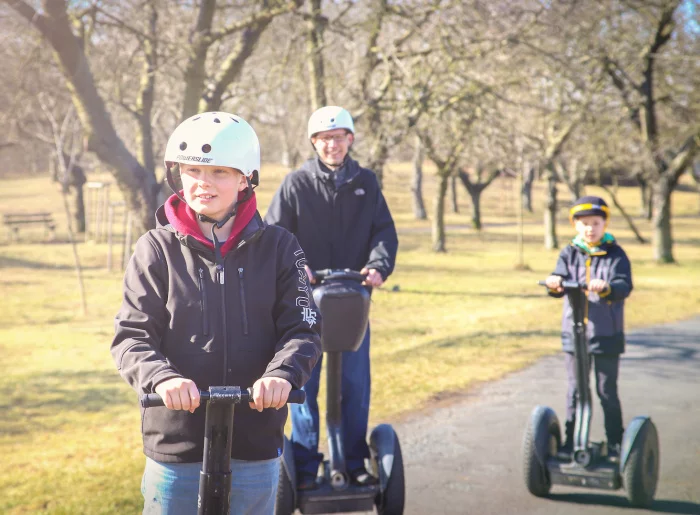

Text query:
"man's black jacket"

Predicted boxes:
[[265, 157, 398, 280]]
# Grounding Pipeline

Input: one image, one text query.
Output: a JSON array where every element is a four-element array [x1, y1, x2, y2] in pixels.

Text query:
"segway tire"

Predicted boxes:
[[372, 427, 405, 515], [623, 421, 659, 508], [275, 462, 295, 515], [522, 407, 560, 497]]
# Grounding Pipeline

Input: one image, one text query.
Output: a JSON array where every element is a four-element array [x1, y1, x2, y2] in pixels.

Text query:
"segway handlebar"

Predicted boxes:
[[312, 268, 367, 283], [140, 386, 306, 409], [538, 280, 588, 290]]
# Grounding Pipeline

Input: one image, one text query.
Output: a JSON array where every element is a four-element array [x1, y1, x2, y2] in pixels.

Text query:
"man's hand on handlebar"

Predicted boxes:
[[249, 377, 292, 412], [155, 377, 201, 413], [304, 265, 317, 285], [361, 267, 383, 288]]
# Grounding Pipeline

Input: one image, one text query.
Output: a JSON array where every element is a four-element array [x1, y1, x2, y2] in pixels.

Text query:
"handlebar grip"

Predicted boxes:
[[140, 389, 306, 408], [287, 389, 306, 404], [141, 393, 165, 408]]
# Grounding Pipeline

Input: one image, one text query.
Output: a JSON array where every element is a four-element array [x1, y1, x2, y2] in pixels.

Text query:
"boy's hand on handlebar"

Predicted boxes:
[[249, 377, 292, 412], [588, 279, 609, 293], [361, 268, 383, 288], [545, 275, 563, 293], [155, 377, 200, 413], [304, 265, 317, 285]]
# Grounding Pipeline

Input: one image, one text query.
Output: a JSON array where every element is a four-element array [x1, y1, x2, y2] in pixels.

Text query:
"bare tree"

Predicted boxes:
[[599, 1, 699, 262]]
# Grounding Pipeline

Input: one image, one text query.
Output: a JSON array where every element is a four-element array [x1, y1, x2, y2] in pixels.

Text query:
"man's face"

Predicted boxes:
[[311, 128, 354, 167], [574, 215, 606, 244], [179, 164, 247, 220]]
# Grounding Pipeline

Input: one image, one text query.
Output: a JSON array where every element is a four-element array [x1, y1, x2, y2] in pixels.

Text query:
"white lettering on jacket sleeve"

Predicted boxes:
[[294, 249, 317, 327]]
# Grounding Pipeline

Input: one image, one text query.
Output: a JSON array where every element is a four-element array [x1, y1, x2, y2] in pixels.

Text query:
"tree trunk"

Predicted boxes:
[[432, 172, 449, 252], [651, 176, 675, 263], [450, 174, 459, 213], [522, 165, 534, 213], [544, 172, 558, 249], [74, 184, 86, 233], [638, 176, 652, 219], [469, 187, 482, 230], [306, 0, 327, 110], [411, 135, 427, 219]]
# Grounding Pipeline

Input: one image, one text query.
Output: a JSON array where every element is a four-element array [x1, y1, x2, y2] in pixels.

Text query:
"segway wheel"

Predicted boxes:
[[522, 406, 560, 497], [371, 425, 405, 515], [275, 461, 295, 515], [623, 421, 659, 508]]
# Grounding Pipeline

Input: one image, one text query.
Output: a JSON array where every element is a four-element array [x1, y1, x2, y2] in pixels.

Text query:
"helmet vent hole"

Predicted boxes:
[[192, 116, 201, 121], [213, 118, 220, 123], [230, 117, 239, 123], [202, 144, 212, 153], [330, 118, 335, 122], [179, 142, 187, 151]]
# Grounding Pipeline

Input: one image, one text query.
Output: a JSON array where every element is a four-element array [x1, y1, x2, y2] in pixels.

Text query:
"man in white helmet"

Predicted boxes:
[[265, 106, 398, 489], [111, 112, 321, 514]]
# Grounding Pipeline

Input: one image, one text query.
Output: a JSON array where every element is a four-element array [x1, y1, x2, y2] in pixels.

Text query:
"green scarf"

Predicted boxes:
[[572, 232, 615, 255]]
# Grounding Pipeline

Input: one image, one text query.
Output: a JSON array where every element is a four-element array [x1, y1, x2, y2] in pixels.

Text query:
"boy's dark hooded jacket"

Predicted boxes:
[[111, 193, 322, 463], [264, 157, 398, 280], [550, 237, 632, 355]]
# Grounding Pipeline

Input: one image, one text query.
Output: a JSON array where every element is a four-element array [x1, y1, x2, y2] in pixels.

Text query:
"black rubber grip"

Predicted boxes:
[[140, 389, 306, 408]]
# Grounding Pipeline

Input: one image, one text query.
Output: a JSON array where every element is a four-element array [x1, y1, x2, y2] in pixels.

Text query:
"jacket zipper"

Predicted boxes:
[[238, 267, 249, 336], [198, 268, 209, 335], [216, 261, 228, 384]]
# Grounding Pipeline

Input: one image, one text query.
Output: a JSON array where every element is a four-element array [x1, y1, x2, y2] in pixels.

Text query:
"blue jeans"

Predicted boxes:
[[290, 326, 371, 477], [141, 456, 279, 515]]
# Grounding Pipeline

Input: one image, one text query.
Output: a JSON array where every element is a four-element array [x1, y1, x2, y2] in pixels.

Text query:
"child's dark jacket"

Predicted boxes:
[[551, 238, 633, 355], [111, 194, 322, 463]]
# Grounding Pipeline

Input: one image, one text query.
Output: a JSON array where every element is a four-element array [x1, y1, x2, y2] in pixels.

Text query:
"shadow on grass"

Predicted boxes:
[[381, 330, 560, 363], [394, 288, 543, 299], [0, 254, 103, 271], [547, 492, 700, 514], [1, 369, 134, 435]]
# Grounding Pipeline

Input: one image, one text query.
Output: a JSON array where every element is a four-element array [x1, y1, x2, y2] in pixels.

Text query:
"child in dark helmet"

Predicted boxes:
[[545, 195, 633, 460], [111, 112, 321, 515]]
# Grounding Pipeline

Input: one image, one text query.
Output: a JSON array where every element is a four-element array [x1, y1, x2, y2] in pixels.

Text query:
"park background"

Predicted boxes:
[[0, 1, 698, 513]]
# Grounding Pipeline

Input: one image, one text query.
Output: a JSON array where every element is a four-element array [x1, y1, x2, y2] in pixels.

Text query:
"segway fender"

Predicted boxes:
[[281, 436, 297, 507], [620, 416, 652, 473], [530, 406, 558, 467], [369, 424, 396, 492]]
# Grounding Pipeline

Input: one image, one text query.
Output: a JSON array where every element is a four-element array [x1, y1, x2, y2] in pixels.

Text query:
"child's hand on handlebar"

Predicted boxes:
[[249, 377, 292, 412], [588, 279, 609, 293], [155, 377, 201, 413], [545, 275, 563, 293], [361, 268, 384, 288]]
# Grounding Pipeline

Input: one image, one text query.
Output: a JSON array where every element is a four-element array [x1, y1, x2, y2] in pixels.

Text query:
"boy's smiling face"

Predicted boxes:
[[574, 214, 606, 244], [179, 164, 247, 220]]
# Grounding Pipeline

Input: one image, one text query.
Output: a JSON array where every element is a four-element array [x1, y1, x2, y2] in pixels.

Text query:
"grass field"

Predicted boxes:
[[1, 163, 699, 513]]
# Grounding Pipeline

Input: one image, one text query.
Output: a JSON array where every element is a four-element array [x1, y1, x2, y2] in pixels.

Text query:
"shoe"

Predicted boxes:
[[297, 473, 319, 491], [607, 444, 621, 463], [350, 467, 378, 487]]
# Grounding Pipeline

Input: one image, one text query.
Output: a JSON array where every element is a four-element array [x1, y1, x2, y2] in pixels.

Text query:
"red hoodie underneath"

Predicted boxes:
[[164, 191, 258, 257]]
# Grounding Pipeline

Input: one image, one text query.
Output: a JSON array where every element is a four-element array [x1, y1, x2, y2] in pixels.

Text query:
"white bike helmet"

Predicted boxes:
[[307, 106, 354, 139], [164, 112, 259, 229], [165, 111, 260, 184]]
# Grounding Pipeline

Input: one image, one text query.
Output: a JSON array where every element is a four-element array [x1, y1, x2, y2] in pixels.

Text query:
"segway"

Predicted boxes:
[[141, 386, 306, 515], [522, 281, 659, 507], [276, 269, 405, 515]]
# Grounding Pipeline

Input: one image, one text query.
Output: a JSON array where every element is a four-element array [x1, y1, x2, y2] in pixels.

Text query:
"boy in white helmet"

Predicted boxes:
[[265, 106, 398, 489], [111, 112, 321, 514]]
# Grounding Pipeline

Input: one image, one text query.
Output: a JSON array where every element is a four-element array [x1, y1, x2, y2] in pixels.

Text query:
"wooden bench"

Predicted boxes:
[[3, 212, 57, 242]]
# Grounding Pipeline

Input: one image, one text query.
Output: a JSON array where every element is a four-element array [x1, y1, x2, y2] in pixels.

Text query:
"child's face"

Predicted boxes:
[[179, 164, 247, 221], [574, 215, 606, 244]]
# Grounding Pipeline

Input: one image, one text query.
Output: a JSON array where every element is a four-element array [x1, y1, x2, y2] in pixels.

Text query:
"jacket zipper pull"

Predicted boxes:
[[238, 267, 244, 279], [217, 264, 225, 285]]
